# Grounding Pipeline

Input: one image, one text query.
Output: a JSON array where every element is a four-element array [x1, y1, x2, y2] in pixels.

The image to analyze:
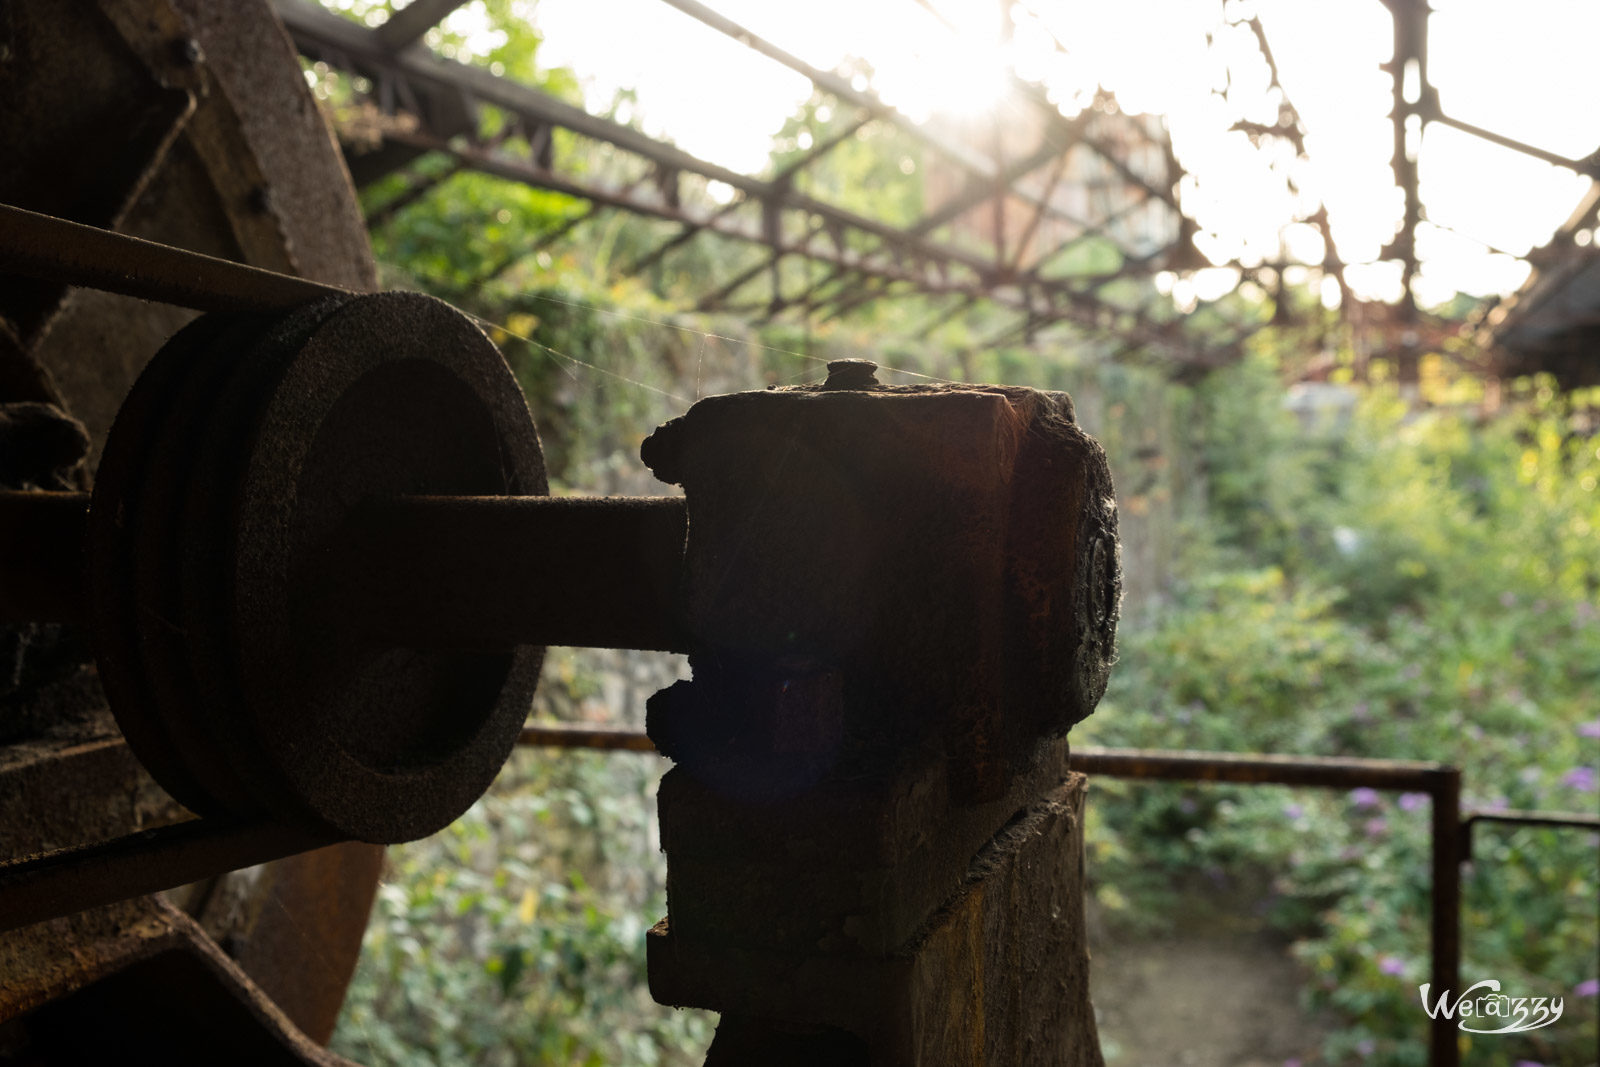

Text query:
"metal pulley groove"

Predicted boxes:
[[85, 291, 550, 843]]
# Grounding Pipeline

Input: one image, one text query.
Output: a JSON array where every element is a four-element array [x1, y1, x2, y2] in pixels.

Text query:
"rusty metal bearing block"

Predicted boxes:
[[86, 291, 546, 843], [641, 377, 1121, 802]]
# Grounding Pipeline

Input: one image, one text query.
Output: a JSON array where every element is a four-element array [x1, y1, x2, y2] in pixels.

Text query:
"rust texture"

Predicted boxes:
[[85, 292, 545, 843], [641, 381, 1118, 799], [641, 371, 1118, 1063], [341, 494, 690, 654], [272, 0, 1214, 361], [0, 895, 361, 1065], [650, 776, 1103, 1065], [1, 0, 382, 1052]]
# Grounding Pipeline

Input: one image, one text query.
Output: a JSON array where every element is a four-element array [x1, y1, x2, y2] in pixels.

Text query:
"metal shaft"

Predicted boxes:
[[0, 816, 332, 935], [0, 202, 352, 313], [0, 491, 690, 653], [335, 494, 690, 654]]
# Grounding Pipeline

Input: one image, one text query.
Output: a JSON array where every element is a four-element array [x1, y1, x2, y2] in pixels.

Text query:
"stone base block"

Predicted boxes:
[[650, 774, 1103, 1067], [659, 736, 1070, 956]]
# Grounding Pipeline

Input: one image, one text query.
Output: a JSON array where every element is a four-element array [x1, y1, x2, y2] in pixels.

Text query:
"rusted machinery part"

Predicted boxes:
[[2, 0, 376, 458], [88, 293, 548, 843], [0, 0, 382, 1047], [1, 894, 363, 1065]]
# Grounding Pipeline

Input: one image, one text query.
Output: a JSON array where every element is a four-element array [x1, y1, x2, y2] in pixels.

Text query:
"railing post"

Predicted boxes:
[[1429, 766, 1462, 1067]]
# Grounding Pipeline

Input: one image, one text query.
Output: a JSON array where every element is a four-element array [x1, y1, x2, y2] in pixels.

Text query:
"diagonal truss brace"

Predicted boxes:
[[273, 0, 1204, 358]]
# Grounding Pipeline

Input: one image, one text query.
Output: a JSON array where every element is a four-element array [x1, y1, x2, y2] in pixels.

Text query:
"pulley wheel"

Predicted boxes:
[[87, 291, 547, 843]]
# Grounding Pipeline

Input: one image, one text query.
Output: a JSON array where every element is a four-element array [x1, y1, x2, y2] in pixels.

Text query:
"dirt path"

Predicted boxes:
[[1089, 928, 1330, 1066]]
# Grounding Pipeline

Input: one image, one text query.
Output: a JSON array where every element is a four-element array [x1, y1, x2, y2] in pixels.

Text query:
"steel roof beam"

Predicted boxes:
[[374, 0, 469, 52], [275, 0, 1204, 359], [626, 114, 872, 277], [276, 0, 1040, 289], [652, 0, 1113, 230]]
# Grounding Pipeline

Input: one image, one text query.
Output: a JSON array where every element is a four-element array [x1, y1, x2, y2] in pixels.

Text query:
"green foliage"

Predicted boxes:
[[768, 83, 924, 230], [1080, 368, 1600, 1064], [333, 742, 714, 1066], [313, 0, 572, 88]]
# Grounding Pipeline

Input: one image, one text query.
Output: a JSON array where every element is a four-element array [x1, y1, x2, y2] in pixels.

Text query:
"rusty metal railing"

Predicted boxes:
[[1069, 747, 1464, 1064], [516, 725, 1600, 1067]]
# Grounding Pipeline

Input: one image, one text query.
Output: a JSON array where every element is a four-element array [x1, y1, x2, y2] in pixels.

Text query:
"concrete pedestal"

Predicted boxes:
[[650, 773, 1104, 1066]]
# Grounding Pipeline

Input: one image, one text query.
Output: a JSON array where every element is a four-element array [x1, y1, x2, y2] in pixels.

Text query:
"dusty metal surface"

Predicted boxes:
[[8, 0, 377, 462], [86, 292, 546, 842], [0, 653, 379, 1041], [656, 737, 1073, 958], [0, 203, 354, 313], [342, 494, 689, 653], [215, 841, 387, 1045], [640, 369, 1118, 1062], [640, 378, 1118, 799], [0, 0, 383, 1050], [651, 776, 1103, 1065], [0, 817, 333, 936], [0, 730, 187, 865], [0, 1, 193, 343], [0, 895, 360, 1065]]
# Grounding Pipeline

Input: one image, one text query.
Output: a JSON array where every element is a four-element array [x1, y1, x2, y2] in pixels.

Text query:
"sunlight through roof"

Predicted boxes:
[[520, 0, 1600, 307]]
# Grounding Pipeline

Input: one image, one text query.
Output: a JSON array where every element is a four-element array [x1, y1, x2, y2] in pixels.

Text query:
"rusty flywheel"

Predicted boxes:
[[0, 0, 385, 1057]]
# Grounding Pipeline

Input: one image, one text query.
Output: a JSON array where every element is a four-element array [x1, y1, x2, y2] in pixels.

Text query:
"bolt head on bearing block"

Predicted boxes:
[[86, 292, 546, 843]]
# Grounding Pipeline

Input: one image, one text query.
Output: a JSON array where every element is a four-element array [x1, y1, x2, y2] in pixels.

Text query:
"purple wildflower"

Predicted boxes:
[[1579, 719, 1600, 739], [1398, 792, 1428, 812], [1514, 1061, 1546, 1067], [1574, 977, 1599, 998], [1356, 1038, 1376, 1056], [1283, 802, 1305, 820], [1562, 766, 1598, 792], [1350, 787, 1381, 809], [1378, 955, 1405, 976], [1364, 817, 1387, 837]]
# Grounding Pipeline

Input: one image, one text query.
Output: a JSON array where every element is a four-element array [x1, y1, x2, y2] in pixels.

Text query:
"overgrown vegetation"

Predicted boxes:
[[335, 740, 711, 1066], [1079, 359, 1600, 1065]]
